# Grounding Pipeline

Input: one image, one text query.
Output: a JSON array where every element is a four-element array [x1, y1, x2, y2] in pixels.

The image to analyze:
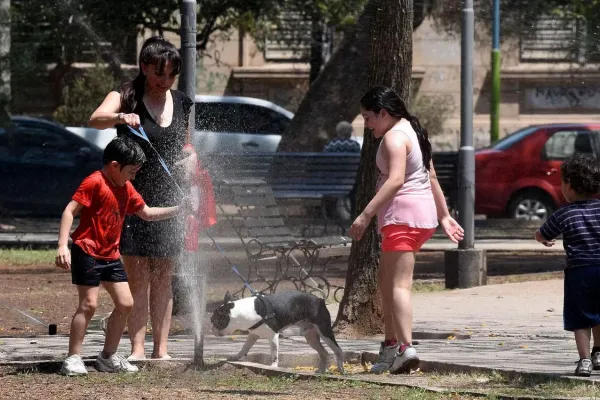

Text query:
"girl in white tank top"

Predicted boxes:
[[349, 86, 464, 375]]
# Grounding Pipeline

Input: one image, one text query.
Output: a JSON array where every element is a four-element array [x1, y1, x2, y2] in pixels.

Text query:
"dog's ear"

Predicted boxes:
[[224, 291, 235, 303]]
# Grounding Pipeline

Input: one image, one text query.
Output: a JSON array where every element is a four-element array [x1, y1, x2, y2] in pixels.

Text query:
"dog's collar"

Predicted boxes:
[[248, 294, 277, 331]]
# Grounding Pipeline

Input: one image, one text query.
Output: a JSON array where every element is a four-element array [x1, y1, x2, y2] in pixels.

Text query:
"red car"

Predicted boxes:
[[475, 123, 600, 220]]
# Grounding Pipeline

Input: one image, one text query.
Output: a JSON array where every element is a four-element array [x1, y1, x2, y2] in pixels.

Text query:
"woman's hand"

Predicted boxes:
[[349, 213, 371, 241], [118, 113, 141, 128], [440, 215, 464, 243]]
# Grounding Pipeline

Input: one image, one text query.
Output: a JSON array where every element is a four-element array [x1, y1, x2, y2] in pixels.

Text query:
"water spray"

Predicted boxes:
[[126, 125, 208, 367]]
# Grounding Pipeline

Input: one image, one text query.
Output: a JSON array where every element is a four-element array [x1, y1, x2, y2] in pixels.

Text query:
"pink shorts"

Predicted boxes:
[[380, 224, 436, 252]]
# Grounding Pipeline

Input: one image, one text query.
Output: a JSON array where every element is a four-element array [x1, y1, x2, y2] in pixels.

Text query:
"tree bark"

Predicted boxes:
[[278, 0, 428, 152], [277, 3, 373, 152], [334, 0, 413, 337]]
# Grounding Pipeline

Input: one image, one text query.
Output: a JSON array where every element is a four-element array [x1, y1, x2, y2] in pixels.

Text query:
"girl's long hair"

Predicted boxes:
[[360, 86, 432, 170]]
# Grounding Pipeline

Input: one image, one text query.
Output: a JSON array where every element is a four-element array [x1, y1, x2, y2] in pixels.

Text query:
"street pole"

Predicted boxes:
[[444, 0, 487, 289], [490, 0, 500, 143], [180, 0, 202, 366], [459, 0, 474, 250], [180, 0, 197, 132]]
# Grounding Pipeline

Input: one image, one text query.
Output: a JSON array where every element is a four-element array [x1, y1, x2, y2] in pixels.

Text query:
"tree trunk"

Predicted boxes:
[[277, 3, 372, 152], [334, 0, 413, 337], [278, 1, 429, 152], [308, 16, 324, 85]]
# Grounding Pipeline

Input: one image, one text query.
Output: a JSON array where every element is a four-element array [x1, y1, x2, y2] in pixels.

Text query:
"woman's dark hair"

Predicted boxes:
[[360, 86, 432, 170], [561, 153, 600, 196], [120, 36, 182, 113]]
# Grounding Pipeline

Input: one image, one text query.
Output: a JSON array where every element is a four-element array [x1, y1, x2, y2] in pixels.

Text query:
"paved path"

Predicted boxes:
[[1, 279, 594, 380]]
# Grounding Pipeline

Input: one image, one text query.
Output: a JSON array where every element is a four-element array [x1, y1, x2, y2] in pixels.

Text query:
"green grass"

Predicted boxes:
[[0, 249, 55, 266], [6, 363, 600, 399], [428, 371, 600, 398]]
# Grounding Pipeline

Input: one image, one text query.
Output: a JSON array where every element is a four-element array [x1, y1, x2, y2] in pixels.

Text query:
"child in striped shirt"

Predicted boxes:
[[535, 153, 600, 377]]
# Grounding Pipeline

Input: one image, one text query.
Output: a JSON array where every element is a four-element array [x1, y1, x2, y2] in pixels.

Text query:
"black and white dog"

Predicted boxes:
[[210, 290, 344, 374]]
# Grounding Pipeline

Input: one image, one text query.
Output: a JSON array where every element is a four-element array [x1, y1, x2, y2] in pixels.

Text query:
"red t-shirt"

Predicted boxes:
[[71, 171, 145, 260]]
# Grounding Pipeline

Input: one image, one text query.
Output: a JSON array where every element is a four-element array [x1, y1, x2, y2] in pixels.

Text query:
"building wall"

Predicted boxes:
[[195, 16, 600, 151]]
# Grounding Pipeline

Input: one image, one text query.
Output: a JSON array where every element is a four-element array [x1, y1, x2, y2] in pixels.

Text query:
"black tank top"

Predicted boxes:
[[116, 89, 193, 207]]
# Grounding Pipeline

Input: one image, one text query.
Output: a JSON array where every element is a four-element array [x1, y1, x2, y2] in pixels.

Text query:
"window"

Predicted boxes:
[[543, 130, 595, 160], [195, 103, 290, 135], [520, 13, 599, 63], [490, 126, 538, 151], [14, 125, 78, 162]]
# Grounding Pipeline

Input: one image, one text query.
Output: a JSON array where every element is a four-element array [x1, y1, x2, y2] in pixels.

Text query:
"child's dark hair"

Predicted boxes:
[[360, 86, 432, 170], [103, 136, 146, 167], [120, 36, 181, 113], [561, 153, 600, 196]]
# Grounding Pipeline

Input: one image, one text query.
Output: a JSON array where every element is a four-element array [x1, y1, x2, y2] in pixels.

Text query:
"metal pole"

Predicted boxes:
[[459, 0, 475, 249], [180, 0, 202, 366], [490, 0, 500, 143], [180, 0, 197, 135]]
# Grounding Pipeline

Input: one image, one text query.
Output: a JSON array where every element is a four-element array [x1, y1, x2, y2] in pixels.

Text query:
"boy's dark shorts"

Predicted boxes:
[[70, 244, 127, 287], [564, 265, 600, 331]]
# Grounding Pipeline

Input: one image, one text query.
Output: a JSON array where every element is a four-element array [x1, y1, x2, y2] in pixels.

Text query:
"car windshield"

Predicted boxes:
[[489, 126, 539, 151]]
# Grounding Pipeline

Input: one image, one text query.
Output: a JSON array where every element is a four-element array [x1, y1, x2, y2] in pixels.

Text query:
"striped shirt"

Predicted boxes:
[[539, 199, 600, 269]]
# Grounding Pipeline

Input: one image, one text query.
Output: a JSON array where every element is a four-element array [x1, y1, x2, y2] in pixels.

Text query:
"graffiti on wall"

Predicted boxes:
[[526, 87, 600, 110]]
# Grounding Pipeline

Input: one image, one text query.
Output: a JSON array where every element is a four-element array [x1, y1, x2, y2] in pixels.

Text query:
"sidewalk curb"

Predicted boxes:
[[229, 360, 583, 400]]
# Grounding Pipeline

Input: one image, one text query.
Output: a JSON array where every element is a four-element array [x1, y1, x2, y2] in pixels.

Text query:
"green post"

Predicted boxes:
[[490, 0, 500, 143]]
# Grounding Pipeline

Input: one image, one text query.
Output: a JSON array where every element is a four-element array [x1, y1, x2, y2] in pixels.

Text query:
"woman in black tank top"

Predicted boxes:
[[89, 36, 195, 361]]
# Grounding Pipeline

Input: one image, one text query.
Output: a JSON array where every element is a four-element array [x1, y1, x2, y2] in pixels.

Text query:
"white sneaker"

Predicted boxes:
[[127, 354, 147, 362], [370, 342, 398, 374], [60, 354, 88, 376], [96, 353, 139, 373], [390, 345, 420, 374]]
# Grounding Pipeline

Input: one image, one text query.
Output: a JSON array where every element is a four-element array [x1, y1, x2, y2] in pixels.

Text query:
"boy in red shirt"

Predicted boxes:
[[55, 136, 184, 376]]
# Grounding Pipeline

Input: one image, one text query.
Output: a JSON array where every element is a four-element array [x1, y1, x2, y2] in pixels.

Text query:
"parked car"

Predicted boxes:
[[475, 123, 600, 220], [1, 116, 104, 216], [193, 95, 294, 153], [68, 95, 295, 154]]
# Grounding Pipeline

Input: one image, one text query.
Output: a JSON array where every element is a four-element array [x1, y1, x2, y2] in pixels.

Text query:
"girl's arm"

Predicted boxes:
[[349, 131, 408, 240]]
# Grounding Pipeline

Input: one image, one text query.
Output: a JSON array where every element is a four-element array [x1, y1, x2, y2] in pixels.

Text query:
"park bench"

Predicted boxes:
[[203, 151, 459, 217], [204, 152, 361, 234], [216, 178, 351, 302]]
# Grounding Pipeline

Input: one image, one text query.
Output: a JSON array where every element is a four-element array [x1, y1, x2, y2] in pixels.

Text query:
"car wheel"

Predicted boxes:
[[508, 191, 555, 221]]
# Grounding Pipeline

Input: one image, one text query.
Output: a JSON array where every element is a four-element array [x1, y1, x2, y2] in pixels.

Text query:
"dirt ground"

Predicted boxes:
[[0, 251, 566, 337]]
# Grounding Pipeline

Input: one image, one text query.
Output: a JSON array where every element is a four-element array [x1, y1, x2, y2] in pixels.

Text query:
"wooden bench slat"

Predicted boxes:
[[243, 217, 286, 228], [238, 207, 282, 218], [235, 196, 277, 206], [249, 226, 294, 237]]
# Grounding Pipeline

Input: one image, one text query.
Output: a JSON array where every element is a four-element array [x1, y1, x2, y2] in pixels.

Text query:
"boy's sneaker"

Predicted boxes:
[[390, 345, 420, 374], [370, 342, 398, 374], [96, 353, 139, 373], [60, 354, 88, 376], [592, 351, 600, 370], [575, 358, 593, 377]]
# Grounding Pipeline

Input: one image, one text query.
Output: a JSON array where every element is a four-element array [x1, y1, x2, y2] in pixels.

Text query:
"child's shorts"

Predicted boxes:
[[564, 265, 600, 331], [380, 224, 436, 252], [70, 244, 127, 287]]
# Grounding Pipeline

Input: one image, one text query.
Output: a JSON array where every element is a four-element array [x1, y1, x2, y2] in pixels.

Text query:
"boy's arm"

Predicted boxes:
[[135, 204, 182, 222], [534, 213, 561, 247], [56, 201, 83, 269]]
